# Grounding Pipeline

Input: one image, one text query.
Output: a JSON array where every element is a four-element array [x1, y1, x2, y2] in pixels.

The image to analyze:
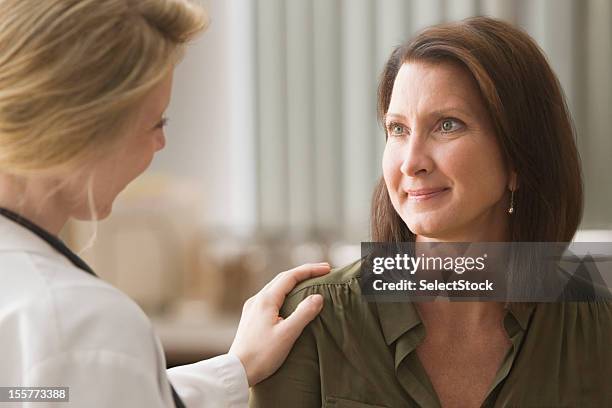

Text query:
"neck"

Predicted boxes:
[[413, 204, 511, 326], [0, 173, 69, 236], [416, 301, 507, 332], [416, 222, 509, 243]]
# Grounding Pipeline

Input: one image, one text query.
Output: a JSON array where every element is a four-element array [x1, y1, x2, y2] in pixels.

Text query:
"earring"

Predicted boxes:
[[508, 189, 515, 214]]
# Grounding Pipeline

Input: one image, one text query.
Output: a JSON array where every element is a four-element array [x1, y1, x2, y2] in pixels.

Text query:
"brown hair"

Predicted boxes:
[[372, 16, 583, 242]]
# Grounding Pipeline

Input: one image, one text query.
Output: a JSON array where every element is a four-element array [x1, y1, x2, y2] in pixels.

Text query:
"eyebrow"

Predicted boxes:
[[384, 107, 474, 124], [384, 113, 407, 124]]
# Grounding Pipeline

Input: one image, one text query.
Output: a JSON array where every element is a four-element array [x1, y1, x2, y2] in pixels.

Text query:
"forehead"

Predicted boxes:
[[387, 61, 483, 116]]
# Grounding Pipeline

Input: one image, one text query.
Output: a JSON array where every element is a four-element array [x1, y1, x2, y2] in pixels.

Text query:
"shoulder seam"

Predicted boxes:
[[287, 274, 361, 300]]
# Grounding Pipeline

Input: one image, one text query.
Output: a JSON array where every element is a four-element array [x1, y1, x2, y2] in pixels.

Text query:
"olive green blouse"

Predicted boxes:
[[250, 261, 612, 407]]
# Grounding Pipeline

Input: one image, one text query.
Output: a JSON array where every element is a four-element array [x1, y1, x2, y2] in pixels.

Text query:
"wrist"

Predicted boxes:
[[228, 348, 256, 386]]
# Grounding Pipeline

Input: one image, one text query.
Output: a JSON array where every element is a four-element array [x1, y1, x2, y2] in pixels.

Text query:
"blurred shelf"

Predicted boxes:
[[151, 306, 240, 367], [574, 230, 612, 242]]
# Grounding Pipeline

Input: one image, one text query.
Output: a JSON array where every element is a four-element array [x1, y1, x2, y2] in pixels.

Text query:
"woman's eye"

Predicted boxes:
[[155, 117, 169, 130], [388, 123, 406, 137], [439, 118, 463, 133]]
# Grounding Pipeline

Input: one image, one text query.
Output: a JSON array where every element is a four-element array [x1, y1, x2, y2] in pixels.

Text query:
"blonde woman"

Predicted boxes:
[[0, 1, 328, 407]]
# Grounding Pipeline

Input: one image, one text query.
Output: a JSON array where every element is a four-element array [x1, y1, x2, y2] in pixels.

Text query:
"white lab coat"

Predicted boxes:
[[0, 215, 249, 407]]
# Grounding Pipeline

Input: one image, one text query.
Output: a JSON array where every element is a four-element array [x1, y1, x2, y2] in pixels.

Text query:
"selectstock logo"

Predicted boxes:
[[360, 242, 612, 302]]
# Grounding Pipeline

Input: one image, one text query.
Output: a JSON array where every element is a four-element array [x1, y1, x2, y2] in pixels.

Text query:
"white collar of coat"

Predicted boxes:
[[0, 214, 64, 259]]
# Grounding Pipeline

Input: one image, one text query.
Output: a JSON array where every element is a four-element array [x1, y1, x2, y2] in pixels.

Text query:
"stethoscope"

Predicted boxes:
[[0, 207, 187, 408]]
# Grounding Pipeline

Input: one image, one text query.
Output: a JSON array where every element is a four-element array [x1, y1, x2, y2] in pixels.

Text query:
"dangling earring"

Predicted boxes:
[[508, 189, 515, 214]]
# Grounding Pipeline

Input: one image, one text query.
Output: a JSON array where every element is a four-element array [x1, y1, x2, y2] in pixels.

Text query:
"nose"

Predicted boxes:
[[399, 132, 434, 177]]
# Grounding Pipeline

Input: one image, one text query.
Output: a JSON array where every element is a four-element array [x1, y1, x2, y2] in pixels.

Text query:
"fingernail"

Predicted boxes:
[[309, 294, 323, 308]]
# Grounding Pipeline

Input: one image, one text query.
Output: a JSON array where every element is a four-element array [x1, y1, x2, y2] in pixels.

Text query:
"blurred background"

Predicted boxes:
[[64, 0, 612, 367]]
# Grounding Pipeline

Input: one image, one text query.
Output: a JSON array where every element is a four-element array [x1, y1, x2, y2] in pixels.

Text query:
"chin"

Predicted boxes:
[[72, 203, 113, 221], [407, 221, 436, 236], [405, 216, 456, 240], [408, 225, 442, 239], [96, 206, 113, 220]]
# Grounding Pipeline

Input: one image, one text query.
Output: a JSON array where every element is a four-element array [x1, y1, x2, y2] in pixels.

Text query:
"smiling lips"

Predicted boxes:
[[405, 187, 450, 201]]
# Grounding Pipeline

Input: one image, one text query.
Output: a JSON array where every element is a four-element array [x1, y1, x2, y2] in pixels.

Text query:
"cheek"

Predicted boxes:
[[128, 137, 157, 176], [137, 147, 155, 173], [446, 138, 507, 203], [382, 142, 402, 191], [103, 144, 152, 198], [382, 143, 404, 209]]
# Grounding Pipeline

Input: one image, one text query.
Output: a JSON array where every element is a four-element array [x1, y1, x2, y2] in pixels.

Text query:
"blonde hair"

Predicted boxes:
[[0, 0, 207, 175]]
